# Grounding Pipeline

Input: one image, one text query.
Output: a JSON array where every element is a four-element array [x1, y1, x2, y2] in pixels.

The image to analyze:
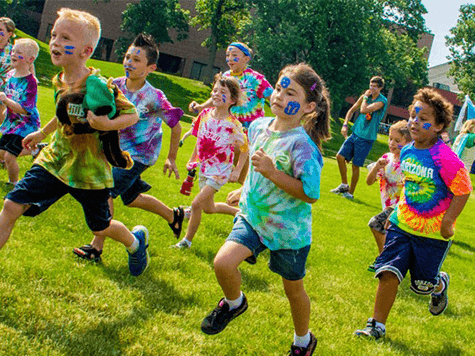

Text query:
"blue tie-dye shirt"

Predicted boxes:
[[113, 77, 183, 166], [0, 71, 40, 137], [0, 43, 12, 90], [239, 117, 323, 250]]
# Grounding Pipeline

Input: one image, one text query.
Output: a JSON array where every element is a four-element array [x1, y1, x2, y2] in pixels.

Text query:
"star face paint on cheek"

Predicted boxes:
[[284, 101, 300, 115], [280, 76, 291, 88], [422, 123, 432, 130], [415, 106, 422, 114]]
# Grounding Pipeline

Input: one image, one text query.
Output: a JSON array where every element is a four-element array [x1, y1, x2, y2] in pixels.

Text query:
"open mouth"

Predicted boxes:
[[51, 49, 61, 57]]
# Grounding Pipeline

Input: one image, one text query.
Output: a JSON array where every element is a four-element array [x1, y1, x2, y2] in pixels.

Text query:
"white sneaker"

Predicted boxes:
[[342, 192, 354, 200], [330, 183, 349, 194]]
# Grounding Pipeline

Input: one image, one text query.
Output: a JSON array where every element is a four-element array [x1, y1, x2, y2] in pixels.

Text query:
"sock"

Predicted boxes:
[[181, 238, 192, 247], [225, 291, 243, 310], [294, 332, 311, 348], [432, 278, 446, 296], [375, 321, 386, 333], [126, 237, 139, 253]]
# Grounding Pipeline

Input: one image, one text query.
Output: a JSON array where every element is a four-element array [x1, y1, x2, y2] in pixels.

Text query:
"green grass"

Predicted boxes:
[[1, 31, 474, 356]]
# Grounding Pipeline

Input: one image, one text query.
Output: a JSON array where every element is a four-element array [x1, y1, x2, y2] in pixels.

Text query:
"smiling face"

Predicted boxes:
[[0, 22, 13, 49], [10, 43, 32, 70], [123, 45, 156, 80], [408, 100, 443, 147], [270, 75, 315, 121], [211, 81, 234, 109], [368, 81, 382, 97], [388, 129, 409, 156], [225, 46, 249, 73]]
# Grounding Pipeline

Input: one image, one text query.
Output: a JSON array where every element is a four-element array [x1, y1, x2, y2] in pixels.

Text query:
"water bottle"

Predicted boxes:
[[180, 168, 196, 196]]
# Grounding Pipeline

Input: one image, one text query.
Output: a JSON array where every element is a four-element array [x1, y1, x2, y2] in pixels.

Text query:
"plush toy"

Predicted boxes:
[[56, 75, 133, 169]]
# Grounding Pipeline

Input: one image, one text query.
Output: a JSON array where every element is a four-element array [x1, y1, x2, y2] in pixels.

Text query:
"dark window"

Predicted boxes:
[[92, 37, 114, 61], [190, 61, 220, 81], [158, 52, 184, 74]]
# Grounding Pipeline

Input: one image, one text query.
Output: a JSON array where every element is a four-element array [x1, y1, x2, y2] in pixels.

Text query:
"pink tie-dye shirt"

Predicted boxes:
[[374, 152, 405, 209]]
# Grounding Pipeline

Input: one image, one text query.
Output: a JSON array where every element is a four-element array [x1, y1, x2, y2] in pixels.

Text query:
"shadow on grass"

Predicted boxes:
[[386, 339, 463, 356], [451, 240, 475, 254]]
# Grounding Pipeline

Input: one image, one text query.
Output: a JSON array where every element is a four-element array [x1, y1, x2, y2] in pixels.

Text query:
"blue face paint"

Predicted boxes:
[[423, 123, 431, 130], [222, 94, 226, 103], [281, 76, 291, 88], [0, 32, 4, 36], [126, 71, 129, 77], [284, 101, 300, 115], [226, 58, 230, 63], [233, 57, 239, 62], [65, 51, 74, 55], [397, 144, 403, 149], [18, 55, 24, 59], [137, 49, 140, 54], [65, 45, 75, 50]]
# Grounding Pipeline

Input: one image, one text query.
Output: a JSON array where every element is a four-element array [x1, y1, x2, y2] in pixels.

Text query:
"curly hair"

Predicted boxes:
[[409, 88, 453, 132], [389, 120, 411, 142]]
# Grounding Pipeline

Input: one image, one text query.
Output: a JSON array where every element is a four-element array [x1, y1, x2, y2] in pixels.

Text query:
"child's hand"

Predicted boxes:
[[440, 217, 455, 240], [251, 148, 276, 179], [22, 131, 44, 150], [229, 168, 240, 183], [227, 187, 242, 206], [86, 111, 112, 131], [0, 92, 6, 103], [163, 158, 180, 179], [188, 101, 201, 113], [376, 157, 389, 168]]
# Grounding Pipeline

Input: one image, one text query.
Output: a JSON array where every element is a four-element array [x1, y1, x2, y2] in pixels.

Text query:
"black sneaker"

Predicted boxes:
[[288, 332, 317, 356], [201, 294, 248, 335], [354, 318, 385, 340], [429, 272, 450, 316]]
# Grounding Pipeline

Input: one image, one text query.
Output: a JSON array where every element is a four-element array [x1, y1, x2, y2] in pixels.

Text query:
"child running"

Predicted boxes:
[[173, 73, 248, 249], [366, 120, 411, 271], [0, 8, 149, 277], [72, 33, 184, 262], [452, 119, 475, 174], [0, 17, 15, 123], [188, 42, 273, 184], [355, 88, 472, 340], [0, 38, 40, 187], [200, 63, 331, 355]]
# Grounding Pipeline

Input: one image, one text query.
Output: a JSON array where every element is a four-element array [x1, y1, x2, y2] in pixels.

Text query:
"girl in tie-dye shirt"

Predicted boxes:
[[0, 17, 15, 124]]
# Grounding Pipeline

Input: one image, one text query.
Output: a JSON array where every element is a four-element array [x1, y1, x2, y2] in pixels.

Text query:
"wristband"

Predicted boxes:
[[342, 124, 348, 127], [40, 127, 47, 136]]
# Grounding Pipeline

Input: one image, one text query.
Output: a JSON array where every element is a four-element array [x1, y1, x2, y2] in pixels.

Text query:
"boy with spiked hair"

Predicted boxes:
[[73, 33, 185, 262], [0, 8, 150, 277]]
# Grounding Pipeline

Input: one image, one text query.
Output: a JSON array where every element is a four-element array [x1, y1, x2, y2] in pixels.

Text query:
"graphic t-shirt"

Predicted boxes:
[[368, 152, 404, 209], [35, 68, 136, 190], [0, 43, 12, 90], [352, 93, 388, 141], [223, 67, 273, 130], [239, 117, 323, 251], [113, 77, 183, 166], [0, 71, 40, 137], [191, 107, 248, 185], [389, 139, 472, 240]]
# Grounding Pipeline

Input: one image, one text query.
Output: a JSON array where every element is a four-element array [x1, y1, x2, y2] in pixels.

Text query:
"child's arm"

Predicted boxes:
[[227, 187, 243, 206], [186, 145, 199, 171], [163, 122, 182, 179], [188, 98, 213, 113], [0, 92, 28, 115], [86, 111, 139, 131], [229, 149, 248, 182], [251, 148, 316, 204], [22, 117, 58, 150], [366, 156, 388, 185], [440, 194, 470, 239]]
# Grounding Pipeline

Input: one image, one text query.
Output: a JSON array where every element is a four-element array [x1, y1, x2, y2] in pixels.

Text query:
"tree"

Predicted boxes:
[[446, 4, 475, 100], [245, 0, 428, 117], [191, 0, 251, 84], [0, 0, 40, 36], [114, 0, 190, 60]]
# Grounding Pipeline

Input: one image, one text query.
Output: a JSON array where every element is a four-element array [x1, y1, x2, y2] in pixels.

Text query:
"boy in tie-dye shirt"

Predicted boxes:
[[356, 88, 472, 341]]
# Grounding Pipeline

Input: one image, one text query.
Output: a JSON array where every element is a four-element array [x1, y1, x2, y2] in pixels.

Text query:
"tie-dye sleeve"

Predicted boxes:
[[233, 120, 249, 153], [157, 89, 183, 128], [21, 76, 38, 115], [191, 109, 206, 137], [256, 76, 273, 99], [292, 138, 324, 200]]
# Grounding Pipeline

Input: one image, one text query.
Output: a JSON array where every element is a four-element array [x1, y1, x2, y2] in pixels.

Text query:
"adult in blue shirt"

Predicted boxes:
[[331, 76, 388, 200]]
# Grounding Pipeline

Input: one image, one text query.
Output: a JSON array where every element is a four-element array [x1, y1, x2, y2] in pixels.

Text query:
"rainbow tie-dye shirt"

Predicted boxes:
[[239, 117, 323, 251], [0, 71, 40, 137], [0, 43, 12, 90], [389, 139, 472, 240], [113, 77, 183, 166], [191, 108, 248, 186], [223, 67, 273, 130]]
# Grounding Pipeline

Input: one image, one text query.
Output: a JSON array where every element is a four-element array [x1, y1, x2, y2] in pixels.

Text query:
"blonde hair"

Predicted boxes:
[[0, 17, 16, 43], [460, 119, 475, 135], [389, 120, 411, 142], [57, 8, 101, 52], [14, 38, 40, 61]]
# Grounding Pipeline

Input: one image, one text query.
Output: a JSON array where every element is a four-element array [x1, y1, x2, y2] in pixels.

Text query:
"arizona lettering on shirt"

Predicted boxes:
[[401, 160, 434, 179]]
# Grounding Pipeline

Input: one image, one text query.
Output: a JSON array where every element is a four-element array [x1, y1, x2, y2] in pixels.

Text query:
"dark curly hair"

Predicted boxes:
[[409, 88, 453, 132]]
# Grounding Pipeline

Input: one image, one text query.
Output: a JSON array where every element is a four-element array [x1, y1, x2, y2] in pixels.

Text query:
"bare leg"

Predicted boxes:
[[127, 193, 174, 223], [93, 219, 136, 247], [184, 185, 216, 242], [4, 152, 20, 183], [214, 241, 253, 300], [349, 164, 360, 195], [336, 154, 348, 185], [373, 271, 399, 324], [283, 278, 310, 336], [0, 200, 29, 249], [371, 228, 386, 254]]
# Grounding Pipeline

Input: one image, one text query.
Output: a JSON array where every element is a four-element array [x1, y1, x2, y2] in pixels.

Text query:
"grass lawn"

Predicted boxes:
[[0, 32, 474, 356]]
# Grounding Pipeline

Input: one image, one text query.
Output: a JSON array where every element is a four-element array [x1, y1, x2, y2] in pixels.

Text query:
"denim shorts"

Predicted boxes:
[[6, 164, 112, 232], [226, 215, 310, 281], [374, 224, 451, 295], [368, 207, 394, 233], [199, 175, 225, 191], [0, 134, 24, 157], [338, 134, 375, 167], [109, 160, 151, 205]]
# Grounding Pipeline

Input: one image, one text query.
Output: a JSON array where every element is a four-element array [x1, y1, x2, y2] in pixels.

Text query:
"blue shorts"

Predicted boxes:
[[0, 134, 24, 157], [226, 215, 310, 281], [109, 160, 151, 205], [471, 159, 475, 174], [6, 165, 112, 232], [337, 134, 374, 167], [374, 224, 451, 295]]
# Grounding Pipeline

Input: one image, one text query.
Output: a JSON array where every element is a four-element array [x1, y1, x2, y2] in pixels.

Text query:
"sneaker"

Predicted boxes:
[[32, 142, 48, 159], [172, 238, 190, 249], [128, 225, 149, 276], [73, 244, 103, 263], [330, 183, 349, 194], [288, 332, 318, 356], [201, 294, 248, 335], [429, 272, 450, 316], [342, 192, 354, 200], [354, 318, 385, 340]]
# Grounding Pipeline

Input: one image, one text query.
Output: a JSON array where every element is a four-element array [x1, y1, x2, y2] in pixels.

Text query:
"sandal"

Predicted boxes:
[[73, 244, 103, 263], [169, 206, 185, 239]]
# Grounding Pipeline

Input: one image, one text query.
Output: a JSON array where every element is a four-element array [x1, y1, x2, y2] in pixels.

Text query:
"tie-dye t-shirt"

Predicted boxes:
[[370, 152, 404, 209], [0, 71, 40, 137], [113, 77, 183, 166], [0, 43, 12, 90], [389, 139, 472, 240], [223, 67, 273, 130], [239, 117, 323, 251], [35, 68, 136, 190], [190, 108, 248, 185]]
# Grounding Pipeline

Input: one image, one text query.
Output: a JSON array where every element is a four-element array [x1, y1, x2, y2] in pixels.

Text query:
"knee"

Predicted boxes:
[[202, 204, 216, 214], [336, 154, 344, 162], [4, 152, 16, 164], [2, 199, 27, 219], [214, 254, 232, 275]]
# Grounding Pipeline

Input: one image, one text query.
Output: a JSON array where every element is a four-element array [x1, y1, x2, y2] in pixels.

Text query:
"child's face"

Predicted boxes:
[[408, 100, 443, 145], [225, 46, 249, 73], [211, 81, 234, 108], [388, 130, 408, 155], [49, 18, 91, 68], [123, 45, 156, 80], [0, 23, 13, 49], [11, 44, 33, 69], [270, 75, 315, 120]]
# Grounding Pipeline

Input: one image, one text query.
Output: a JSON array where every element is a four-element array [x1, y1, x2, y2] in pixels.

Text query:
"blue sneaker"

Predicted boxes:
[[128, 225, 149, 276]]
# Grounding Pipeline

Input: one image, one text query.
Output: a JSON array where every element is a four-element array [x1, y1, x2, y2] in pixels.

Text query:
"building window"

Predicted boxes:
[[44, 23, 53, 44], [92, 37, 114, 61], [158, 53, 184, 75], [190, 61, 221, 81]]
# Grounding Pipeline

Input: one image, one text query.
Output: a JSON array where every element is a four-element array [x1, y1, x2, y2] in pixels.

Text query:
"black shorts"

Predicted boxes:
[[0, 134, 24, 157]]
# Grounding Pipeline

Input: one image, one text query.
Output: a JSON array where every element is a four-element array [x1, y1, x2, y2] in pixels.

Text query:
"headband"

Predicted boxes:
[[228, 42, 251, 58]]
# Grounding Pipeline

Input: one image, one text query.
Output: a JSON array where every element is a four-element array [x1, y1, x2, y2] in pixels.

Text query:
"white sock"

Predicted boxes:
[[294, 332, 311, 348], [126, 237, 139, 253], [433, 278, 446, 296], [375, 321, 386, 332], [225, 291, 243, 310], [181, 238, 192, 247]]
